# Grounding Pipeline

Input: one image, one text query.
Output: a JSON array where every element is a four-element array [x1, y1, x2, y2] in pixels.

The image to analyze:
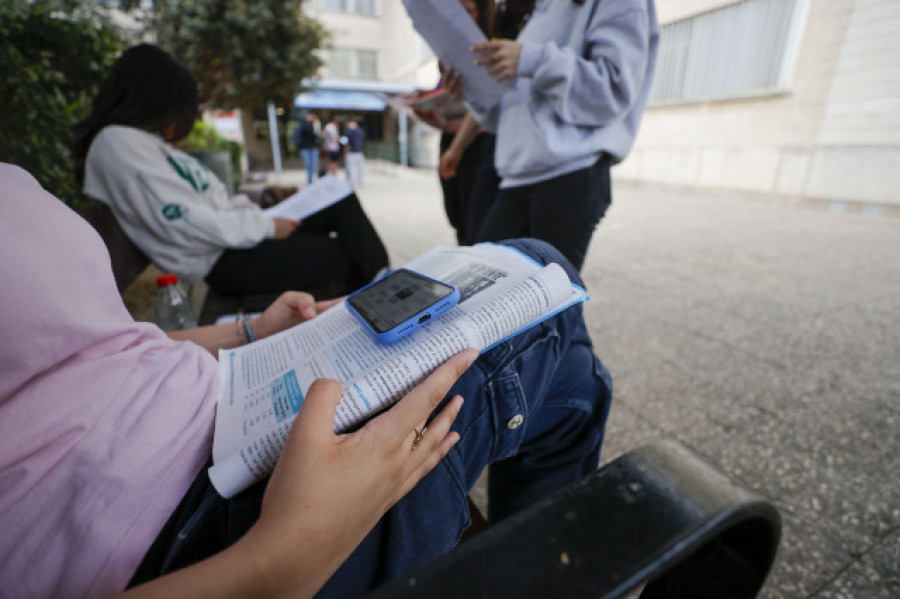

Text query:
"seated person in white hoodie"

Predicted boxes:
[[76, 44, 389, 300]]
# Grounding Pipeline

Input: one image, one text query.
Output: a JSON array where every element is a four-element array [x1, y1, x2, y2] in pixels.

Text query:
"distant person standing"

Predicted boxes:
[[323, 120, 341, 177], [293, 113, 321, 184], [448, 0, 659, 272], [343, 120, 366, 188]]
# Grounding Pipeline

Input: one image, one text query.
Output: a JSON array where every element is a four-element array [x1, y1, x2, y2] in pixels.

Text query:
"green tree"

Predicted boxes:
[[0, 1, 122, 206], [141, 0, 327, 113]]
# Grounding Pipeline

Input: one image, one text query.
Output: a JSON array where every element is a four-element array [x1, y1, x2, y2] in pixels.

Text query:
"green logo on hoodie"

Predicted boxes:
[[167, 155, 212, 193], [162, 204, 184, 220]]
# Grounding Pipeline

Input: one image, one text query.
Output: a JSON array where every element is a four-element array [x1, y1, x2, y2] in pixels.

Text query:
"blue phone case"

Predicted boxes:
[[346, 269, 461, 344]]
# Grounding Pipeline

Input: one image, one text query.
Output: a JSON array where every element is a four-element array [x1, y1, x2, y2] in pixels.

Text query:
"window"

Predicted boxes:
[[321, 0, 378, 16], [324, 48, 380, 80], [356, 50, 379, 79], [649, 0, 809, 105]]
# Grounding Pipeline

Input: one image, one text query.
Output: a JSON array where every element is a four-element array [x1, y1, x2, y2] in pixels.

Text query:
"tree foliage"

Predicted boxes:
[[143, 0, 327, 113], [0, 1, 123, 206], [0, 0, 325, 205]]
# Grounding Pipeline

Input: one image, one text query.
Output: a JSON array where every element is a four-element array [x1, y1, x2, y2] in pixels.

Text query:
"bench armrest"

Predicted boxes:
[[367, 441, 781, 598]]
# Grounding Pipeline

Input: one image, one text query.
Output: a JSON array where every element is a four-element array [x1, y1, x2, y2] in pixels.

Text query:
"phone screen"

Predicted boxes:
[[348, 269, 455, 334]]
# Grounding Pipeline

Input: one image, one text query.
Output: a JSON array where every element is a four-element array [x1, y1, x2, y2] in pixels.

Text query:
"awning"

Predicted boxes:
[[294, 89, 387, 111]]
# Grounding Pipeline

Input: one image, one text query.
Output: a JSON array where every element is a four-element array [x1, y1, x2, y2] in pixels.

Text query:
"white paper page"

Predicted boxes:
[[262, 177, 353, 221], [401, 0, 514, 110]]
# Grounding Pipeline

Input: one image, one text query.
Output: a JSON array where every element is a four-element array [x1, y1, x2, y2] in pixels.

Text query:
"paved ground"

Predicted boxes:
[[264, 161, 899, 597]]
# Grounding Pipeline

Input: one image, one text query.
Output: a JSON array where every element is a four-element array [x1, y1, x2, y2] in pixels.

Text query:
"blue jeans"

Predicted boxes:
[[129, 239, 612, 597], [301, 147, 319, 184], [318, 238, 612, 596]]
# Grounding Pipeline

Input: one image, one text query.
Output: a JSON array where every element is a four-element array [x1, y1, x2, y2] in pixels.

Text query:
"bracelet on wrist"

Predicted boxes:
[[242, 314, 256, 343], [236, 310, 256, 344]]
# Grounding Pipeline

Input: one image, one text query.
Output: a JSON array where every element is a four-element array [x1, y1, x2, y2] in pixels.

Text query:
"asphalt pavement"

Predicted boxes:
[[268, 160, 900, 598]]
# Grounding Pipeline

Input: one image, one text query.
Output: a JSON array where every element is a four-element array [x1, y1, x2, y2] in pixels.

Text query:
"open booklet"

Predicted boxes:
[[379, 89, 466, 121], [209, 243, 587, 498], [411, 88, 467, 119]]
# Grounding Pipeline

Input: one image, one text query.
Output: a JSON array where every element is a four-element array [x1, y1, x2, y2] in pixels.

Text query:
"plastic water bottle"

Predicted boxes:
[[154, 274, 198, 330]]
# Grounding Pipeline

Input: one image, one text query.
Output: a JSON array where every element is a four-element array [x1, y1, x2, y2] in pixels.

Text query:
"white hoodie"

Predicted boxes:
[[84, 125, 274, 283]]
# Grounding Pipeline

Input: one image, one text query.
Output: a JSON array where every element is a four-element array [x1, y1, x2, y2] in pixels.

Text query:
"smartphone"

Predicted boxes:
[[346, 268, 460, 344]]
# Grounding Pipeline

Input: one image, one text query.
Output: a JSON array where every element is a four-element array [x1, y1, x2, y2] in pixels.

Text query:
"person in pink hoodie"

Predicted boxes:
[[0, 162, 611, 597]]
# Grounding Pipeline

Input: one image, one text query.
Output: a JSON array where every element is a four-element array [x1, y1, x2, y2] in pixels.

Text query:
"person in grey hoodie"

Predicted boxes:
[[451, 0, 659, 271]]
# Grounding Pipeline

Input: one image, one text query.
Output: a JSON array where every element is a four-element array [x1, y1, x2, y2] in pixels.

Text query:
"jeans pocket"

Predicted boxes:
[[489, 371, 530, 461]]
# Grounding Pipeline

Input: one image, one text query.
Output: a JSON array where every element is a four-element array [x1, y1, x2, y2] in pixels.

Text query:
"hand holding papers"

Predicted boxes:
[[411, 88, 467, 120], [263, 177, 354, 222], [402, 0, 514, 111], [381, 89, 467, 126]]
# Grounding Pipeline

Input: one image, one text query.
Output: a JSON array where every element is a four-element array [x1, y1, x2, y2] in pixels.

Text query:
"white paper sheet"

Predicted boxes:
[[262, 176, 354, 221], [401, 0, 514, 110]]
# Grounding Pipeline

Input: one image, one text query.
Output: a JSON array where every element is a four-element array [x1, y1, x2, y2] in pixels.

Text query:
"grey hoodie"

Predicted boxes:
[[470, 0, 659, 189]]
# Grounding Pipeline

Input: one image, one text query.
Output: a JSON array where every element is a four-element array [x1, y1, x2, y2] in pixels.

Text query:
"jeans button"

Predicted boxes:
[[507, 414, 524, 430]]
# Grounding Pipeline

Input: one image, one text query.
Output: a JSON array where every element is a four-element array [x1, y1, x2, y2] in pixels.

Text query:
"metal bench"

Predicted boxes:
[[368, 441, 781, 598]]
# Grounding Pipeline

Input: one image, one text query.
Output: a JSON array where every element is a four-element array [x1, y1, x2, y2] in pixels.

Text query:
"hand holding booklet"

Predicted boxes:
[[209, 243, 587, 498], [380, 88, 467, 122], [411, 88, 467, 120]]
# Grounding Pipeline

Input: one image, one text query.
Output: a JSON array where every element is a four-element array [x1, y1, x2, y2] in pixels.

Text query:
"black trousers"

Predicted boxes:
[[206, 193, 388, 299], [465, 134, 501, 247], [475, 157, 612, 272], [440, 132, 486, 245]]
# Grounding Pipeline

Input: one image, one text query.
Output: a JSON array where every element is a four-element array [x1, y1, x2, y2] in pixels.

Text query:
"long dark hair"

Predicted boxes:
[[473, 0, 496, 37], [495, 0, 584, 37], [75, 44, 198, 180]]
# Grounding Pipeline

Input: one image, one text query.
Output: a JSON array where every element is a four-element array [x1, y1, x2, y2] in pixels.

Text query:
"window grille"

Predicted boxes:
[[356, 50, 379, 79], [321, 0, 378, 16], [324, 48, 380, 80], [649, 0, 808, 105]]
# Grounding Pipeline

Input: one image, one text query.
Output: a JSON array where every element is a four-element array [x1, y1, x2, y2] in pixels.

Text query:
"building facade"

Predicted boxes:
[[619, 0, 900, 206], [299, 0, 442, 166], [307, 0, 436, 88]]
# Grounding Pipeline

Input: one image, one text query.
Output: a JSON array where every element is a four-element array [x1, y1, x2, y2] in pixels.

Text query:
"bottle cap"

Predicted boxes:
[[156, 274, 179, 287]]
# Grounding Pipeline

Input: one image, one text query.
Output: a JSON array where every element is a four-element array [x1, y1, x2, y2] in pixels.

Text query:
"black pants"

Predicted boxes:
[[475, 157, 611, 271], [440, 132, 488, 246], [206, 193, 388, 299], [465, 134, 501, 246]]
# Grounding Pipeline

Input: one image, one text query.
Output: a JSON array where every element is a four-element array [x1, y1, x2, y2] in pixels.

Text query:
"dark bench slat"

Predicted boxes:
[[75, 198, 242, 324], [76, 200, 151, 294], [366, 441, 781, 599]]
